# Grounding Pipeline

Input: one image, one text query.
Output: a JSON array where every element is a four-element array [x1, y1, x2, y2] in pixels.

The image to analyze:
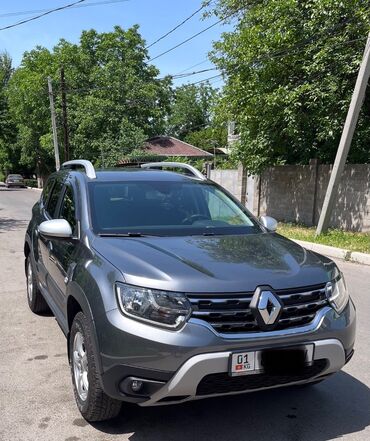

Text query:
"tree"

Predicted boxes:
[[184, 125, 227, 153], [209, 0, 370, 173], [7, 47, 57, 182], [167, 82, 218, 139], [0, 51, 18, 176], [5, 26, 172, 180]]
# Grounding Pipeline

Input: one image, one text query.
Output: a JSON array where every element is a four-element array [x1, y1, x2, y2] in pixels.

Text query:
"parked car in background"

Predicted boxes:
[[24, 160, 356, 422], [5, 174, 25, 188]]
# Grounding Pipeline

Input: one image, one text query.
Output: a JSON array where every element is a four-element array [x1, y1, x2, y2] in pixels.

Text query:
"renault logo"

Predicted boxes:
[[250, 287, 283, 330]]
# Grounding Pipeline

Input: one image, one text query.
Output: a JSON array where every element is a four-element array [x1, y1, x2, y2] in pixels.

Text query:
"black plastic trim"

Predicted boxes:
[[100, 363, 173, 401]]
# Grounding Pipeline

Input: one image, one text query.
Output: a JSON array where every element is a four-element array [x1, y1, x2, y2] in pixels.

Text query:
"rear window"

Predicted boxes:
[[89, 180, 261, 236]]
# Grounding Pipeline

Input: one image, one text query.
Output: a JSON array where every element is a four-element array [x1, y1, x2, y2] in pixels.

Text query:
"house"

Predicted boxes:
[[117, 135, 213, 166], [141, 136, 213, 158]]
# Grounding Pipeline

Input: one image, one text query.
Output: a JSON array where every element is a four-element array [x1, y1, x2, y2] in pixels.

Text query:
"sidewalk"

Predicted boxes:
[[292, 239, 370, 266]]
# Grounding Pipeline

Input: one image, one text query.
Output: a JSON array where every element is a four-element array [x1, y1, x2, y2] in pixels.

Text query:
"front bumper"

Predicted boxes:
[[97, 299, 356, 404], [140, 338, 345, 406]]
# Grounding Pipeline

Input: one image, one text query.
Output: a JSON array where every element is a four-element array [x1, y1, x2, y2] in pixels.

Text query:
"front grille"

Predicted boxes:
[[196, 359, 328, 396], [187, 283, 329, 334]]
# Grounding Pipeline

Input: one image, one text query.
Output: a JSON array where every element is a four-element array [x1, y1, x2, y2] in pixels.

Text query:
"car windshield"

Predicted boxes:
[[8, 174, 22, 179], [89, 180, 262, 236]]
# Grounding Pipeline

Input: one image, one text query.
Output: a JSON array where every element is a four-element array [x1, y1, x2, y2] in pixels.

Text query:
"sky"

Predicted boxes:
[[0, 0, 232, 87]]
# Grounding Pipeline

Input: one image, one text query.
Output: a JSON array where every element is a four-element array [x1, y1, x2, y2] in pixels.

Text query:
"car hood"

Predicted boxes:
[[91, 233, 337, 293]]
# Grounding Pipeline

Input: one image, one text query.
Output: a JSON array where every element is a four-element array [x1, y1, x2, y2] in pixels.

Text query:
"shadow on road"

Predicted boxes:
[[0, 217, 28, 233], [92, 371, 370, 441]]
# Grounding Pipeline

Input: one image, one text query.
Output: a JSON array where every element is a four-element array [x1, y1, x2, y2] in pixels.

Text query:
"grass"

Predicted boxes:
[[278, 223, 370, 254]]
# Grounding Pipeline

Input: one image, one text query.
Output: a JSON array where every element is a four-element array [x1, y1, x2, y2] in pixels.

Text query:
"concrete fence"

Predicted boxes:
[[210, 161, 370, 232]]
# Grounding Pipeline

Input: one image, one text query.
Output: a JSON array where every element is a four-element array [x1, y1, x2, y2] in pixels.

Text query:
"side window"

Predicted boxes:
[[59, 186, 77, 234], [205, 189, 252, 226], [46, 181, 64, 218], [41, 178, 54, 206]]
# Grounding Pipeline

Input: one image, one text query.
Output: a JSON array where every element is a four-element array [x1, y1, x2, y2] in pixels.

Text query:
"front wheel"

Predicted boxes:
[[70, 312, 122, 422]]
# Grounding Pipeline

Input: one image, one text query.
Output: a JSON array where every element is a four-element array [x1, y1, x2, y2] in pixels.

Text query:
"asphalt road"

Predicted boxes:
[[0, 187, 370, 441]]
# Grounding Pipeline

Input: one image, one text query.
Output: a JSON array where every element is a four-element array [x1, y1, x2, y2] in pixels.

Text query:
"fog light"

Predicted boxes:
[[131, 380, 143, 392]]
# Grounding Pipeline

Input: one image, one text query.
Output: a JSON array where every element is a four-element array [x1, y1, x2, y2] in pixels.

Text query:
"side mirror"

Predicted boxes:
[[260, 215, 278, 232], [38, 219, 73, 239]]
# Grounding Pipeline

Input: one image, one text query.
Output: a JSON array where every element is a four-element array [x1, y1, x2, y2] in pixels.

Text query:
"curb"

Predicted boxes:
[[291, 239, 370, 267], [27, 186, 42, 191]]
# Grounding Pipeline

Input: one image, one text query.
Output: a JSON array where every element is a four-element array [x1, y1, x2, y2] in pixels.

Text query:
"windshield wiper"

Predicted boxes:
[[98, 232, 157, 237]]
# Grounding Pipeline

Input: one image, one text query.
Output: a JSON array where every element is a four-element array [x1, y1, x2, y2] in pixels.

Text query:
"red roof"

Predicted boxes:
[[143, 136, 213, 157]]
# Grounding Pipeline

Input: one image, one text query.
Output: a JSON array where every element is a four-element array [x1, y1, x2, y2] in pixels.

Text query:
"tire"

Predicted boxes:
[[26, 256, 50, 314], [69, 311, 122, 422]]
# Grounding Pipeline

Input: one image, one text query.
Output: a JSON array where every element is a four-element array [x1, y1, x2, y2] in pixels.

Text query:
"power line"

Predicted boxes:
[[0, 0, 87, 31], [175, 59, 210, 75], [149, 17, 225, 62], [62, 67, 219, 93], [148, 6, 245, 62], [56, 31, 367, 94], [188, 74, 223, 86], [145, 1, 210, 50], [0, 0, 128, 19], [184, 34, 367, 86], [169, 67, 218, 80]]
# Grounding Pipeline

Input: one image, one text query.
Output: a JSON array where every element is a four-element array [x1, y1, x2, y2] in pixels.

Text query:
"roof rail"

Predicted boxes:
[[141, 161, 206, 180], [61, 159, 96, 179]]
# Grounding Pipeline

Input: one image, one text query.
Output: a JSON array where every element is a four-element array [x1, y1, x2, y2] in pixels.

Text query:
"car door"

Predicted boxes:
[[47, 183, 78, 314], [37, 178, 65, 309], [34, 178, 55, 287]]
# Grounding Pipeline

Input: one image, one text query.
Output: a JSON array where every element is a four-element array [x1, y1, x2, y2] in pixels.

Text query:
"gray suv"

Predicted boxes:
[[24, 160, 356, 422]]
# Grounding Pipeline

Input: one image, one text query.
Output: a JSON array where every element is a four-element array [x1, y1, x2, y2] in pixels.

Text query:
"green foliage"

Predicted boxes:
[[4, 26, 172, 177], [209, 0, 370, 173], [7, 47, 56, 176], [214, 156, 239, 169], [184, 125, 227, 152], [1, 26, 225, 177], [24, 178, 38, 188], [0, 51, 18, 174], [167, 83, 219, 139]]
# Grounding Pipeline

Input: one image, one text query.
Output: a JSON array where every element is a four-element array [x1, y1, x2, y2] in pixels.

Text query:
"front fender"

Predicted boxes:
[[66, 251, 124, 375], [66, 282, 104, 375]]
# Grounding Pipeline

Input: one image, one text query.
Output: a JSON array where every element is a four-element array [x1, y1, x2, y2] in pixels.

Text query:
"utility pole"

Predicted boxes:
[[60, 66, 70, 162], [47, 76, 60, 171], [316, 33, 370, 235]]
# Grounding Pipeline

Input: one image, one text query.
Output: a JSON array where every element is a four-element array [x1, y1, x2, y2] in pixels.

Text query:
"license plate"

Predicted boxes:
[[229, 345, 314, 376]]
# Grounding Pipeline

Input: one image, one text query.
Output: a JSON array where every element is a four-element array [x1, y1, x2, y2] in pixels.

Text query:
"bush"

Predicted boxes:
[[24, 179, 38, 188]]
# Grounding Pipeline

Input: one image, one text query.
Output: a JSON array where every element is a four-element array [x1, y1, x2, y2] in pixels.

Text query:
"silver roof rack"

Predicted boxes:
[[140, 161, 206, 180], [61, 160, 96, 179]]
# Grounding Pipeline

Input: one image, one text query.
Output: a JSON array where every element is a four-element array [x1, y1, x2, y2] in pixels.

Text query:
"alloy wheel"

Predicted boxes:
[[27, 260, 33, 302], [73, 331, 89, 401]]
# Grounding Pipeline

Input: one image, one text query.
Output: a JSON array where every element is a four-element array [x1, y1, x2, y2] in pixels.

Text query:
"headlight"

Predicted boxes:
[[326, 274, 349, 313], [115, 283, 192, 329]]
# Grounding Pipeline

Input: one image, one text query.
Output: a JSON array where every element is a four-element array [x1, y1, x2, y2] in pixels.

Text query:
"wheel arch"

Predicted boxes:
[[66, 283, 103, 375]]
